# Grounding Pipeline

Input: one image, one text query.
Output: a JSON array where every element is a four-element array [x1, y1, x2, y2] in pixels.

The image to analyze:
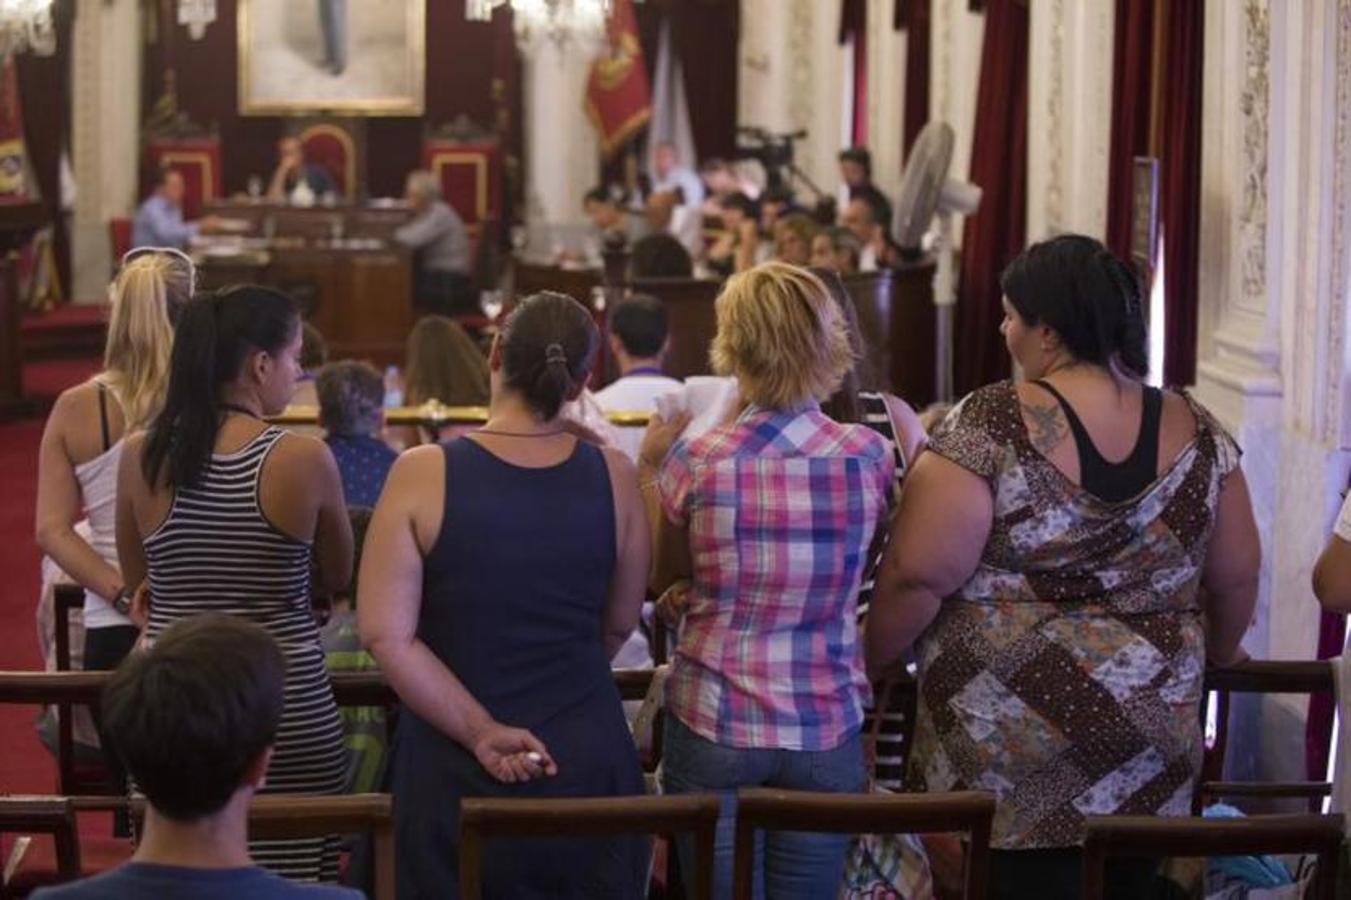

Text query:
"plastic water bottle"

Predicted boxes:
[[383, 365, 403, 408]]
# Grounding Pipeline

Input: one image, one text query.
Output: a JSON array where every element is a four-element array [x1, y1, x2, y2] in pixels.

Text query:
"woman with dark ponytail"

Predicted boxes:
[[866, 235, 1261, 899], [360, 291, 649, 898], [116, 285, 353, 882]]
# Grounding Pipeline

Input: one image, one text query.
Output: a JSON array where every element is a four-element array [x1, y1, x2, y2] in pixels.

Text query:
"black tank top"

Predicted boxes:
[[1032, 380, 1163, 503]]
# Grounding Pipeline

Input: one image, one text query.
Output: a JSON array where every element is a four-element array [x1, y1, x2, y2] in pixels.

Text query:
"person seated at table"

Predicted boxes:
[[317, 361, 397, 509], [32, 613, 360, 899], [266, 136, 338, 204], [289, 323, 328, 408], [810, 226, 862, 276], [773, 212, 819, 266], [650, 141, 705, 208], [838, 146, 893, 230], [583, 186, 648, 248], [630, 232, 693, 279], [699, 158, 760, 216], [394, 170, 474, 318], [359, 291, 650, 898], [131, 168, 221, 251], [841, 185, 900, 272], [706, 192, 759, 277]]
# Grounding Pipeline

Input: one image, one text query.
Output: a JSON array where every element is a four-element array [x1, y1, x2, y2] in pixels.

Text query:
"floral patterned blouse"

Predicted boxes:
[[905, 380, 1241, 850]]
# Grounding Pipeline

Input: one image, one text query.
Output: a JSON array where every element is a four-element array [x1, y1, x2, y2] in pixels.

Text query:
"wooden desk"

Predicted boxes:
[[512, 258, 601, 306], [197, 203, 417, 365]]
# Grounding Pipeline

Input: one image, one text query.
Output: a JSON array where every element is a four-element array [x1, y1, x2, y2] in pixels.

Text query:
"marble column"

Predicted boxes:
[[70, 0, 141, 302], [522, 38, 600, 227], [1026, 0, 1113, 242]]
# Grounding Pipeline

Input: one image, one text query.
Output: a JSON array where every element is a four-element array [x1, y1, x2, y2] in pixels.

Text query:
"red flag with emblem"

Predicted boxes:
[[584, 0, 651, 160]]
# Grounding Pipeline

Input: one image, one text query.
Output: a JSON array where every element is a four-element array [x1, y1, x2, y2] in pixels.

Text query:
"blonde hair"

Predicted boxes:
[[102, 254, 190, 428], [710, 262, 854, 410], [404, 315, 490, 407]]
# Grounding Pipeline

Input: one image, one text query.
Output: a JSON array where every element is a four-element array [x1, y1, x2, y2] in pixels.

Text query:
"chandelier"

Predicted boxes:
[[0, 0, 55, 58], [465, 0, 624, 52]]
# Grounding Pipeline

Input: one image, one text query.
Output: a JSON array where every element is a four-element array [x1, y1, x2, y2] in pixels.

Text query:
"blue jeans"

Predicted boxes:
[[662, 717, 865, 900]]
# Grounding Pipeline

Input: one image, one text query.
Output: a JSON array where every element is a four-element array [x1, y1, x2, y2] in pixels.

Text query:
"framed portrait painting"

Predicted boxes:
[[238, 0, 425, 116]]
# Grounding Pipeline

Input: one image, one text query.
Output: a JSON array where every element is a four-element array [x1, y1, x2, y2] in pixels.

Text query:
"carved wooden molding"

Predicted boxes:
[[1239, 0, 1270, 307]]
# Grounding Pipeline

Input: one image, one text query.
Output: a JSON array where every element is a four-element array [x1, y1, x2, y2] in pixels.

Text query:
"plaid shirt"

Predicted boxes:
[[658, 404, 895, 750]]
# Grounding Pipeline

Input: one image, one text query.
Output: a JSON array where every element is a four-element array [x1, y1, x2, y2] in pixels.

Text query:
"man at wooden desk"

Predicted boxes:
[[394, 170, 473, 316], [132, 168, 222, 250], [266, 136, 338, 204]]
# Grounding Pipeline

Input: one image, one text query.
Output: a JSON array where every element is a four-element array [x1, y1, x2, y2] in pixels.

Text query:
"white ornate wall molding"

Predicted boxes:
[[1195, 0, 1351, 783], [1027, 0, 1112, 242], [927, 0, 984, 247], [865, 0, 907, 202], [70, 0, 141, 302]]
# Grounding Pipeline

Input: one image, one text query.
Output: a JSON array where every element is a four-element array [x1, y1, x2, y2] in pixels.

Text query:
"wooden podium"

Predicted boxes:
[[0, 202, 49, 419]]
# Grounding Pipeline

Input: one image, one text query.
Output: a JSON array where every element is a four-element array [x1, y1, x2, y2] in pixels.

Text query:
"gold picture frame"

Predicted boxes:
[[237, 0, 425, 117]]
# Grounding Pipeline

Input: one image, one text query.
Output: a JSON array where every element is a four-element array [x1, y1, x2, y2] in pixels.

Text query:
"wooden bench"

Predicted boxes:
[[730, 788, 995, 899], [1081, 812, 1345, 900], [458, 794, 720, 900], [0, 796, 81, 895]]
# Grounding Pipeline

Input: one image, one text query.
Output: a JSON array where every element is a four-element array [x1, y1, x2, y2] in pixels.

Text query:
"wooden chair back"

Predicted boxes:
[[458, 794, 720, 900], [1081, 813, 1345, 900], [1200, 660, 1336, 810], [123, 794, 396, 900], [731, 788, 995, 900], [0, 796, 81, 890], [51, 585, 119, 799]]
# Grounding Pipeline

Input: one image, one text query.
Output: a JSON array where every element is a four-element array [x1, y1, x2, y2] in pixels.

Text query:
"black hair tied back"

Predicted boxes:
[[1000, 234, 1150, 380]]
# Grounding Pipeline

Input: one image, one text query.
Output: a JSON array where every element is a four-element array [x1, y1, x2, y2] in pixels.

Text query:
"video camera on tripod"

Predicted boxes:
[[731, 127, 809, 194]]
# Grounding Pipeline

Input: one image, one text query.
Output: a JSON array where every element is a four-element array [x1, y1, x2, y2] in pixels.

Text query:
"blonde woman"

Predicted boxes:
[[36, 251, 191, 677], [639, 262, 895, 897]]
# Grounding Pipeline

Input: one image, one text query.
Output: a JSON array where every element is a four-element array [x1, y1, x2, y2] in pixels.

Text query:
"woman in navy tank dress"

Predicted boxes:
[[360, 292, 649, 900]]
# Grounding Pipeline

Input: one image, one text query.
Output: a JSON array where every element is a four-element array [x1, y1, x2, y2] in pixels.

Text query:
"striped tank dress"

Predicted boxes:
[[852, 392, 911, 791], [142, 425, 346, 881]]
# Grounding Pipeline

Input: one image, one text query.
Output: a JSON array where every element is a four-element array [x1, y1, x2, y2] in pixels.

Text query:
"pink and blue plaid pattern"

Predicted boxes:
[[658, 405, 895, 751]]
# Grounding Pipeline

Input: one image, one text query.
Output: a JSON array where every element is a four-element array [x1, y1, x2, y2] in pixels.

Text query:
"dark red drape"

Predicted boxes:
[[898, 0, 931, 156], [1307, 610, 1346, 784], [669, 0, 739, 161], [953, 0, 1028, 396], [1104, 0, 1154, 262], [15, 0, 73, 298], [1157, 0, 1201, 386]]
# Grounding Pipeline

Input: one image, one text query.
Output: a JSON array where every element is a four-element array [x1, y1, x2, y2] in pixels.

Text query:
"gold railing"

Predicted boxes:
[[268, 402, 652, 429]]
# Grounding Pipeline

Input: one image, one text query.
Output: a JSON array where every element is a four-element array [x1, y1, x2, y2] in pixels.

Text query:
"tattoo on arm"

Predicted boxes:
[[1022, 401, 1068, 455]]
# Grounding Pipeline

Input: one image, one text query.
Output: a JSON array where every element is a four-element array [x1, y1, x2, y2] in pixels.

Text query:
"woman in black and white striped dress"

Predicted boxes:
[[116, 285, 354, 881], [815, 269, 928, 790]]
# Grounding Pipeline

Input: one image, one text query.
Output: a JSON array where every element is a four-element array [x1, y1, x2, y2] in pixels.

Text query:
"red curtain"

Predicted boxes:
[[1104, 0, 1154, 262], [898, 0, 932, 156], [840, 0, 868, 146], [953, 0, 1028, 396], [669, 0, 740, 161], [1157, 0, 1202, 386]]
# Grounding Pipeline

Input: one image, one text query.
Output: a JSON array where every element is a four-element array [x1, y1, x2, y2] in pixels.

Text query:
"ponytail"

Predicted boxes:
[[142, 285, 297, 489], [500, 292, 598, 420], [103, 254, 191, 428]]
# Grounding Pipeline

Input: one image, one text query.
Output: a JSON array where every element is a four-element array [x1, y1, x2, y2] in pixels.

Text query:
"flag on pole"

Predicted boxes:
[[584, 0, 651, 160], [0, 56, 32, 201]]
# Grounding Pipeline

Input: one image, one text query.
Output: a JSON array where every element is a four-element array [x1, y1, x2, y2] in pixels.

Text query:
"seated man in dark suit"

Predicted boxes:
[[33, 614, 359, 899], [267, 136, 338, 204]]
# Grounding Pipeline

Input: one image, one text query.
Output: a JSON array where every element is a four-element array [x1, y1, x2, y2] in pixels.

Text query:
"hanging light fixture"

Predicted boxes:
[[465, 0, 627, 53], [0, 0, 55, 58], [177, 0, 217, 41]]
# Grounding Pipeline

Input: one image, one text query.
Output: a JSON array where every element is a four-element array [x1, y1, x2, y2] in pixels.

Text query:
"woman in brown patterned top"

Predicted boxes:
[[867, 235, 1260, 899]]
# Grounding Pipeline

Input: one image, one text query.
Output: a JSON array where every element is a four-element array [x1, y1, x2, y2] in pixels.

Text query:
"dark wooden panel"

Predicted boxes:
[[843, 259, 937, 409]]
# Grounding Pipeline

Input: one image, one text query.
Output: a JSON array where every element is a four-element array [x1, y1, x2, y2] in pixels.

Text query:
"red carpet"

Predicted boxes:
[[1, 356, 132, 886]]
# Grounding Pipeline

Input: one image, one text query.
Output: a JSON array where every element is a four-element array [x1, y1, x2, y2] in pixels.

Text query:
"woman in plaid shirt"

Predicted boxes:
[[639, 262, 896, 898]]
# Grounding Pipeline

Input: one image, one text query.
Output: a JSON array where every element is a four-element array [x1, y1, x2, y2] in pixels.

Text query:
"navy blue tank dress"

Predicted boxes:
[[392, 437, 647, 900]]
